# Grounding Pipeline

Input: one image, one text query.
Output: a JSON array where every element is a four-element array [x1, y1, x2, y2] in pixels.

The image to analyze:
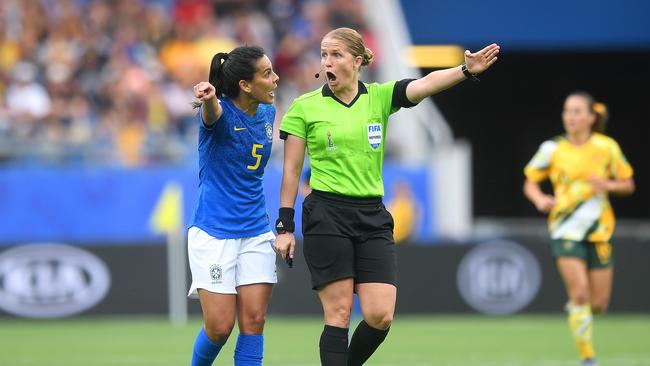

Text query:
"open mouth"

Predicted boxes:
[[326, 71, 336, 82]]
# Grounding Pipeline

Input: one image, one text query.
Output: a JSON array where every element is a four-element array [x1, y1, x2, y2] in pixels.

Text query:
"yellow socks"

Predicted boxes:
[[567, 303, 595, 360]]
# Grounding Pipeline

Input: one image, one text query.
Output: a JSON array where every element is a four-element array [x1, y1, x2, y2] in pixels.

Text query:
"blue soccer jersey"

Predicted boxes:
[[189, 97, 275, 238]]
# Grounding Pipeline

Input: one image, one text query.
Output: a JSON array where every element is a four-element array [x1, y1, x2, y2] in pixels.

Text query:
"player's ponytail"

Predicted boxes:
[[209, 52, 230, 98], [592, 102, 608, 133]]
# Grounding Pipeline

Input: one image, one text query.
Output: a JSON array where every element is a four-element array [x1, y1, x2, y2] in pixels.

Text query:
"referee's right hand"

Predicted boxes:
[[275, 233, 296, 267]]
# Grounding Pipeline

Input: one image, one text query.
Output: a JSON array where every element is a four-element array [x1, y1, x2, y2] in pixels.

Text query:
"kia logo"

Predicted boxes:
[[457, 240, 541, 315], [0, 244, 111, 318]]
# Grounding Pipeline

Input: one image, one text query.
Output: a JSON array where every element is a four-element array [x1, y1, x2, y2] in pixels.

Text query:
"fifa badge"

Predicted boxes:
[[367, 123, 382, 150]]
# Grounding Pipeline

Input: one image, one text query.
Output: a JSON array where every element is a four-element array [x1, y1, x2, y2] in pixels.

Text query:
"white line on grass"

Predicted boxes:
[[266, 357, 650, 366]]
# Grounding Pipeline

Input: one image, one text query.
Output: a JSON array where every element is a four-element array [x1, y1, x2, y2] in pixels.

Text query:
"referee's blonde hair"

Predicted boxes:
[[324, 27, 374, 67]]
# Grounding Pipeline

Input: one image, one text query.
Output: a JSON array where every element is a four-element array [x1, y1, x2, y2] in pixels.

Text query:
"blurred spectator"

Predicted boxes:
[[0, 0, 376, 167], [385, 180, 421, 244], [5, 61, 52, 142]]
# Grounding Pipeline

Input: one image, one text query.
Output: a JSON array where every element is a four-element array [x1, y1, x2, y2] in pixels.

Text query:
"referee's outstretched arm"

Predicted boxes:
[[406, 43, 500, 104]]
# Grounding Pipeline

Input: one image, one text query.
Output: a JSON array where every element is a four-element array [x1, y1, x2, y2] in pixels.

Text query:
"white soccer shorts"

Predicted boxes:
[[187, 226, 277, 297]]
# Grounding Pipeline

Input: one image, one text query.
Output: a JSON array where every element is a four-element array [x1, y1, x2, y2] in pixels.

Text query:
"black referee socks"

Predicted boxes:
[[319, 325, 349, 366], [347, 320, 390, 366]]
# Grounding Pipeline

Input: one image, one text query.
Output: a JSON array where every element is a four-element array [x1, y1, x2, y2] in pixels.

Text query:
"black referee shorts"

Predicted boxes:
[[301, 190, 397, 290]]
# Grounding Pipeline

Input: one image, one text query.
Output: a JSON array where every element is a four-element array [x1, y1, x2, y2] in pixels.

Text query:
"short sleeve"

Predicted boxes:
[[608, 140, 634, 180], [373, 81, 399, 118], [279, 100, 306, 140], [392, 78, 418, 109], [198, 99, 224, 130], [524, 140, 557, 182]]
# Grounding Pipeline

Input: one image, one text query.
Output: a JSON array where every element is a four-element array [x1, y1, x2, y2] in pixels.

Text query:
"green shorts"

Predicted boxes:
[[551, 239, 613, 269]]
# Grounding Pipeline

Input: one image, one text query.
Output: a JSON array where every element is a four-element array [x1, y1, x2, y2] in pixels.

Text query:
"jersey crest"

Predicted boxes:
[[265, 122, 273, 142], [367, 123, 382, 150]]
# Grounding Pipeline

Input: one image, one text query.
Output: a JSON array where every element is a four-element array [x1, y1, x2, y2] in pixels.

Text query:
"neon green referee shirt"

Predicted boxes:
[[280, 80, 404, 197]]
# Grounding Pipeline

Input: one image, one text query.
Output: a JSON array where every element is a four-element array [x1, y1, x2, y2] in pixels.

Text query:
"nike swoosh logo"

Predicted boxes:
[[234, 127, 247, 131]]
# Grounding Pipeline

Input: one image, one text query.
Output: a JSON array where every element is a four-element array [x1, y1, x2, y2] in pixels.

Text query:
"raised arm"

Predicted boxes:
[[193, 81, 222, 127], [406, 43, 500, 104]]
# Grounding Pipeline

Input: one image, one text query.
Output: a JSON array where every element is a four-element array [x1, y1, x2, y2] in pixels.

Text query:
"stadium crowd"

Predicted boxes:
[[0, 0, 376, 166]]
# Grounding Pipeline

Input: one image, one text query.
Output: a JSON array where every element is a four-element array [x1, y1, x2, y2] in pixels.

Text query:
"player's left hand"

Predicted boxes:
[[464, 43, 500, 74], [588, 176, 611, 193]]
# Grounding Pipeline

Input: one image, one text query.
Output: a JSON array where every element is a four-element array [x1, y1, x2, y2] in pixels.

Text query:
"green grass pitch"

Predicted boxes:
[[1, 315, 648, 365]]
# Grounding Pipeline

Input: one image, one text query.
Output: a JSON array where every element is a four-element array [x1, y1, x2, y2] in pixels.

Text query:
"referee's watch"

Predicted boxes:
[[275, 207, 295, 234], [461, 63, 480, 82]]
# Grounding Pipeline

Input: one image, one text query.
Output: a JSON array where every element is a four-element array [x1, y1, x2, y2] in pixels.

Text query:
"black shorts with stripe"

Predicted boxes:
[[301, 190, 397, 290]]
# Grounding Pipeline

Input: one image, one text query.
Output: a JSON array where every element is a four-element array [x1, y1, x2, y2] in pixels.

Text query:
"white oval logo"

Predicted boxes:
[[0, 244, 111, 318], [457, 240, 541, 315]]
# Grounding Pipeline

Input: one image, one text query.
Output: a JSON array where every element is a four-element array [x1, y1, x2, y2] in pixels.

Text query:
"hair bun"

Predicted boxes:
[[362, 47, 374, 66]]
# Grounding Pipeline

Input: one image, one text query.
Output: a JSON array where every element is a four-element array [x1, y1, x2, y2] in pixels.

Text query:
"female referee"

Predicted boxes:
[[274, 27, 499, 365], [524, 92, 635, 366], [188, 46, 279, 366]]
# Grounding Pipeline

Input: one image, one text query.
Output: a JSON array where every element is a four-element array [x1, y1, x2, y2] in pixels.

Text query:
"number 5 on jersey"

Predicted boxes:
[[247, 144, 263, 170]]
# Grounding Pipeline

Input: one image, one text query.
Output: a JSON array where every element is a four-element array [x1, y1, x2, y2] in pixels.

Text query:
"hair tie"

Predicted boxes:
[[593, 102, 606, 114]]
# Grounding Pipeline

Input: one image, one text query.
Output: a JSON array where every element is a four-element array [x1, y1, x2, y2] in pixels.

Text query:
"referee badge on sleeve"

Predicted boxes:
[[367, 123, 382, 150]]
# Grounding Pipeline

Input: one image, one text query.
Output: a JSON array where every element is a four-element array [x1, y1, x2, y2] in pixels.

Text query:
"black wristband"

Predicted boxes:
[[275, 207, 295, 234], [461, 64, 480, 82]]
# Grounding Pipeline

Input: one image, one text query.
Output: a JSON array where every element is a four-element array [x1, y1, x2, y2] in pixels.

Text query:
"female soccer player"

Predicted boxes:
[[524, 92, 635, 366], [274, 27, 499, 365], [188, 46, 279, 366]]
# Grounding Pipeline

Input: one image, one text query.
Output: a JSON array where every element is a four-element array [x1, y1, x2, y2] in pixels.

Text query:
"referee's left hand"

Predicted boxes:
[[275, 232, 296, 267], [464, 43, 500, 74]]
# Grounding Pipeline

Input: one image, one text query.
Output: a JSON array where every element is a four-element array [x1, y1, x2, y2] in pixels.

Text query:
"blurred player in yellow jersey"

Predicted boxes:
[[523, 91, 635, 366]]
